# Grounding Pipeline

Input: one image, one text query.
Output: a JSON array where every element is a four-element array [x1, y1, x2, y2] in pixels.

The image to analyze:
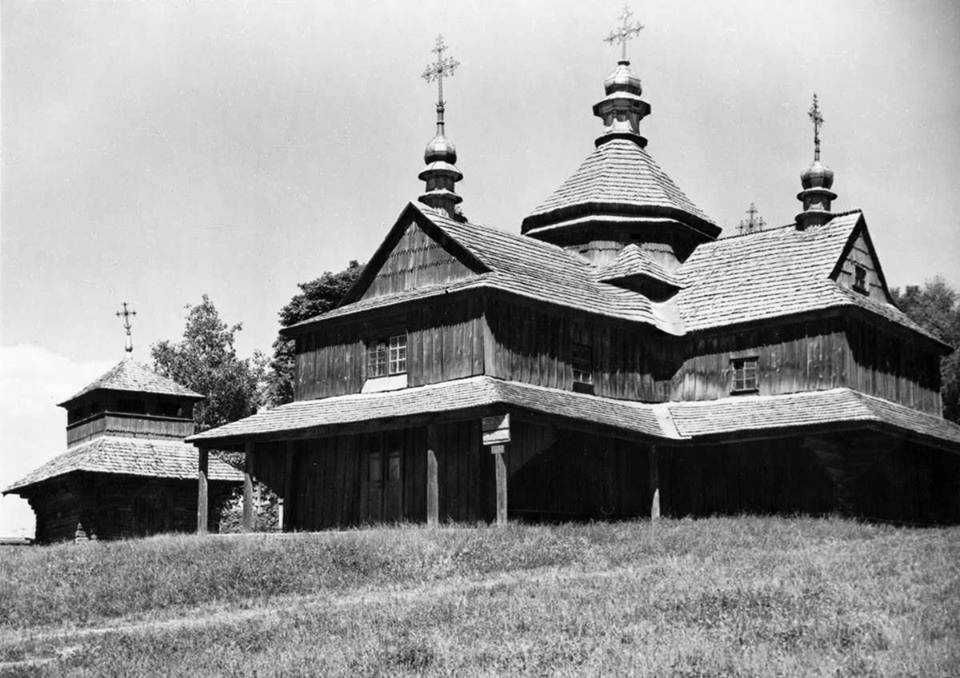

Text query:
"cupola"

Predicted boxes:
[[795, 94, 838, 229]]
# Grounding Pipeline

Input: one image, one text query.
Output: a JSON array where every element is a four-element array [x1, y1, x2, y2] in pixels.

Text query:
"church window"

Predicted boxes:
[[367, 333, 407, 377], [853, 264, 867, 294], [730, 357, 759, 393], [571, 325, 593, 386]]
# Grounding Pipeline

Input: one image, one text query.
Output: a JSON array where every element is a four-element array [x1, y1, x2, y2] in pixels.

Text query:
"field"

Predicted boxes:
[[1, 517, 958, 675]]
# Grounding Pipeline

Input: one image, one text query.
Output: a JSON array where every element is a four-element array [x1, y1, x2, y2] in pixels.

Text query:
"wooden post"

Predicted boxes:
[[197, 447, 209, 534], [649, 445, 661, 521], [426, 425, 439, 527], [492, 444, 508, 526], [242, 441, 254, 533], [282, 441, 295, 532]]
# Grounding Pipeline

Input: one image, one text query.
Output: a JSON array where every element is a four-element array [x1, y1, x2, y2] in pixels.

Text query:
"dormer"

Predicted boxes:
[[595, 243, 683, 301]]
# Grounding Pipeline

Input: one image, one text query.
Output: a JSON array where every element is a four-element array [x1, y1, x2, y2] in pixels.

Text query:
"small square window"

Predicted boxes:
[[853, 265, 867, 294], [367, 334, 407, 378], [731, 357, 759, 393]]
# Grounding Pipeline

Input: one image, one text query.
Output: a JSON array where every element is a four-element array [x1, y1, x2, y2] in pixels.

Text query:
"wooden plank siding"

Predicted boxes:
[[835, 232, 885, 300]]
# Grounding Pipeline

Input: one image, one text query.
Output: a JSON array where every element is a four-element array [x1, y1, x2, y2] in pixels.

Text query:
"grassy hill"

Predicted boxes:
[[1, 517, 958, 675]]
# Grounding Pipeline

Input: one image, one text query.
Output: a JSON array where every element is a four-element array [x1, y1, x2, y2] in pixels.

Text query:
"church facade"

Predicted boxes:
[[5, 359, 242, 542], [189, 32, 960, 529]]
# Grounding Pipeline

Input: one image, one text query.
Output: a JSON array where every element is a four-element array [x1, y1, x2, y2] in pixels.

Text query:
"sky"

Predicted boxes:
[[1, 0, 959, 536]]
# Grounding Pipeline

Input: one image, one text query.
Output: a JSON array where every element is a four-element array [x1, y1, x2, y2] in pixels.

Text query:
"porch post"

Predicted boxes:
[[197, 446, 209, 534], [282, 440, 295, 532], [242, 440, 254, 532], [649, 444, 661, 521], [492, 444, 508, 526], [482, 414, 511, 527], [426, 425, 439, 527]]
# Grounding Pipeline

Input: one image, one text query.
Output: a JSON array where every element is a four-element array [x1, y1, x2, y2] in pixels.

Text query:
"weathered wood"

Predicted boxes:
[[482, 413, 511, 446], [649, 445, 660, 521], [197, 447, 209, 534], [281, 441, 295, 532], [491, 443, 508, 526], [242, 441, 254, 532], [426, 425, 439, 526]]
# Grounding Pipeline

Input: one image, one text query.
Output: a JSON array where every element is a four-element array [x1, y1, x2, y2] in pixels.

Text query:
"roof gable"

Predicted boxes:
[[340, 203, 488, 306], [829, 218, 893, 303]]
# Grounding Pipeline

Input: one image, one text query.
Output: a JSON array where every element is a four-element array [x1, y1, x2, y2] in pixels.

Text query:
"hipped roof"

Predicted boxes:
[[59, 358, 203, 407]]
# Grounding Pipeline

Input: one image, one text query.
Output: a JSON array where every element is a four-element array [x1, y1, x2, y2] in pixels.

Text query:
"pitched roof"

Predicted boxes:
[[187, 375, 670, 445], [674, 211, 944, 345], [595, 243, 683, 288], [286, 203, 683, 333], [59, 358, 203, 406], [3, 437, 242, 494], [667, 388, 960, 448], [522, 139, 717, 231]]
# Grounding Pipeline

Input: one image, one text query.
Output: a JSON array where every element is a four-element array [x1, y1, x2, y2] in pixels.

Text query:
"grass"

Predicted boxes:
[[0, 516, 958, 675]]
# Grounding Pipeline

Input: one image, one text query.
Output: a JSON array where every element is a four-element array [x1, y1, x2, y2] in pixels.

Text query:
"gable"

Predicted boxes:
[[832, 223, 891, 303], [361, 220, 478, 300]]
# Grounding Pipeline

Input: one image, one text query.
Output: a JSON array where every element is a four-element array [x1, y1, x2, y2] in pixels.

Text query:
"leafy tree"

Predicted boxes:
[[151, 294, 267, 430], [891, 276, 960, 422], [265, 261, 364, 406]]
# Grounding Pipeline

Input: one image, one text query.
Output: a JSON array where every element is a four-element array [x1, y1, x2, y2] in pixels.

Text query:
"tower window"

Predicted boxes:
[[571, 325, 593, 386], [367, 334, 407, 378], [853, 264, 867, 294], [731, 357, 759, 393]]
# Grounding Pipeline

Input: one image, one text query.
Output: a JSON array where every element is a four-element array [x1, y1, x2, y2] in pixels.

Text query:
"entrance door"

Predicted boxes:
[[363, 433, 403, 523]]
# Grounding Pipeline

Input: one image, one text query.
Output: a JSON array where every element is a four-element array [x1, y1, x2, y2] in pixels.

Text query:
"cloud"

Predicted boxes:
[[0, 345, 114, 538]]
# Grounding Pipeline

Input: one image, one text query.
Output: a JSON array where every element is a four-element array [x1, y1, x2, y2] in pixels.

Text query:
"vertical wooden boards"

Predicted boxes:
[[196, 447, 209, 534], [242, 441, 254, 532], [649, 445, 660, 520]]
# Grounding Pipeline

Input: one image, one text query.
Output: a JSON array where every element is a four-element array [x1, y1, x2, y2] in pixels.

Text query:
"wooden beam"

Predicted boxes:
[[649, 445, 660, 521], [491, 443, 508, 526], [242, 441, 254, 532], [282, 441, 295, 532], [197, 447, 209, 534], [426, 425, 439, 527]]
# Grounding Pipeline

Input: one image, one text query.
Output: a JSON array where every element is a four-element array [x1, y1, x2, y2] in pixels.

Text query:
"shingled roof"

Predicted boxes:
[[521, 139, 718, 234], [595, 243, 683, 288], [187, 375, 670, 445], [3, 437, 242, 494], [667, 388, 960, 448], [59, 358, 203, 406]]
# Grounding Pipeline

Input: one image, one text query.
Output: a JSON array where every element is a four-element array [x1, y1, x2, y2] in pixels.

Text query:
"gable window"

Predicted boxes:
[[853, 264, 867, 294], [571, 325, 593, 387], [730, 357, 759, 393], [367, 333, 407, 377]]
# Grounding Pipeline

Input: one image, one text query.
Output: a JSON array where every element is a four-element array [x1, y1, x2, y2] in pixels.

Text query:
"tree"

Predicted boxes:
[[265, 260, 364, 406], [891, 276, 960, 423], [151, 295, 266, 431]]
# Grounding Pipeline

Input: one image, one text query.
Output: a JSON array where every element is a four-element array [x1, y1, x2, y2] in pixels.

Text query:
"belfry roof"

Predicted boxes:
[[521, 139, 719, 235], [59, 358, 203, 406], [2, 437, 242, 494]]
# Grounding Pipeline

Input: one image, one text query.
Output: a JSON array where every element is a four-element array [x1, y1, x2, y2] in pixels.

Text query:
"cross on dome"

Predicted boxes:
[[808, 93, 824, 161], [115, 301, 136, 353], [422, 34, 459, 108], [605, 4, 644, 62]]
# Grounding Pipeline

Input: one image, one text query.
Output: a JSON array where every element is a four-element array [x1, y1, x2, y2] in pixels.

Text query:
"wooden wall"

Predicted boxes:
[[835, 232, 885, 300], [294, 295, 485, 400], [67, 414, 195, 447], [24, 474, 234, 543]]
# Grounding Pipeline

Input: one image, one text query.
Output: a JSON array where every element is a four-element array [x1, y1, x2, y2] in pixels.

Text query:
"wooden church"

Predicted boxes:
[[189, 23, 960, 530], [4, 355, 242, 542]]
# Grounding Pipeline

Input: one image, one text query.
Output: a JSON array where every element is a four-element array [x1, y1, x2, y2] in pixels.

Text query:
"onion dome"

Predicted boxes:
[[592, 59, 650, 148], [795, 94, 837, 230]]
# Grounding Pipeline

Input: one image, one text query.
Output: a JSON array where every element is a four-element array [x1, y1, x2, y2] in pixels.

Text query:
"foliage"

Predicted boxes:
[[265, 260, 363, 406], [891, 276, 960, 422], [151, 294, 267, 431], [0, 518, 957, 674]]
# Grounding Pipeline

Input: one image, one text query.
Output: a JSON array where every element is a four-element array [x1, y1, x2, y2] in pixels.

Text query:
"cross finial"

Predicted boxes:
[[605, 4, 644, 62], [422, 35, 459, 118], [738, 202, 766, 235], [115, 302, 136, 353], [808, 93, 824, 161]]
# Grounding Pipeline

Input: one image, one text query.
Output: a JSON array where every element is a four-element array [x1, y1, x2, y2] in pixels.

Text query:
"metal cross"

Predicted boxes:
[[116, 301, 136, 353], [738, 202, 766, 235], [808, 93, 824, 161], [605, 4, 645, 62], [422, 35, 459, 108]]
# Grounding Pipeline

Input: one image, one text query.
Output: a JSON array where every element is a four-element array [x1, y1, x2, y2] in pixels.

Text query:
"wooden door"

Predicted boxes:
[[362, 432, 403, 524], [384, 447, 402, 521]]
